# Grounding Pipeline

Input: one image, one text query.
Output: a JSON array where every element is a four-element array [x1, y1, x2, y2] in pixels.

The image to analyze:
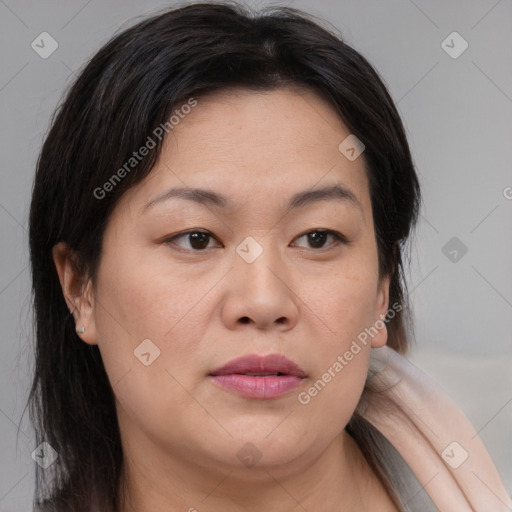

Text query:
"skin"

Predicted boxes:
[[53, 86, 398, 511]]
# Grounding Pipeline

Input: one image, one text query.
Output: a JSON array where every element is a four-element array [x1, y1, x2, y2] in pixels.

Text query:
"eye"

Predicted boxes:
[[163, 228, 347, 252], [165, 230, 221, 251], [292, 229, 348, 250]]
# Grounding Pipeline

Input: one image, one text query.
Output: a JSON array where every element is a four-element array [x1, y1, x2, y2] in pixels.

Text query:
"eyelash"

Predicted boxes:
[[164, 229, 348, 252]]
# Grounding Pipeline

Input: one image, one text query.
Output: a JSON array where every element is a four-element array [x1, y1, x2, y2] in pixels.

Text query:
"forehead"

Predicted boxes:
[[168, 85, 350, 156], [118, 86, 371, 219]]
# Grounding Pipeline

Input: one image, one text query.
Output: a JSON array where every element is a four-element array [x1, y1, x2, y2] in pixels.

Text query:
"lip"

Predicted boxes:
[[209, 353, 307, 399]]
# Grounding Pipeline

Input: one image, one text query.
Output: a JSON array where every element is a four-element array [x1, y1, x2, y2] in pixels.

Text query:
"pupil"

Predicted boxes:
[[190, 232, 209, 249], [309, 231, 326, 248]]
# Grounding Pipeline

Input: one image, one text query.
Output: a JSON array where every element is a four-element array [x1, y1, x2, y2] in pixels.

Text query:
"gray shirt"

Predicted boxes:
[[372, 424, 440, 511]]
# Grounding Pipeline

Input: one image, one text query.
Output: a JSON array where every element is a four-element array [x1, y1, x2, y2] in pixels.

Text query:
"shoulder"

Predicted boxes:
[[361, 346, 512, 511]]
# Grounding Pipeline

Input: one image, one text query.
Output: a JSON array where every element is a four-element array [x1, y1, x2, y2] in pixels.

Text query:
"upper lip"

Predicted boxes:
[[209, 353, 306, 378]]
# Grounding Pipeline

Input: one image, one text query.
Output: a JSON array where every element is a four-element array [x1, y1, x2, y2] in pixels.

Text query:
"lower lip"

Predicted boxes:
[[209, 374, 304, 399]]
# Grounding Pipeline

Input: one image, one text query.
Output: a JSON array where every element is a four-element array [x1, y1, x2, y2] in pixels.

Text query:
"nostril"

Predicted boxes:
[[240, 317, 250, 324]]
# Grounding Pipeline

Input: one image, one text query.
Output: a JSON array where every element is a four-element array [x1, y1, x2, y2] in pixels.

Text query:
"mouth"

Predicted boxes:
[[238, 372, 288, 376], [208, 353, 307, 399]]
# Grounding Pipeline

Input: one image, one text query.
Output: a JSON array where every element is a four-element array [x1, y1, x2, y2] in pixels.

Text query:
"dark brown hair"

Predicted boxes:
[[27, 2, 420, 510]]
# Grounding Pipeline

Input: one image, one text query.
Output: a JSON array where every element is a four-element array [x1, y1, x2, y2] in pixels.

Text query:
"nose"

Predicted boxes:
[[221, 241, 299, 332]]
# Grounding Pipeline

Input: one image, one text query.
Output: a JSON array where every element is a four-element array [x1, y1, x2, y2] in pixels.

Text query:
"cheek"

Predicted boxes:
[[293, 350, 369, 459], [94, 246, 217, 345], [291, 261, 377, 428], [92, 255, 218, 449], [92, 248, 219, 403], [294, 279, 374, 441], [298, 346, 370, 415], [298, 257, 379, 343]]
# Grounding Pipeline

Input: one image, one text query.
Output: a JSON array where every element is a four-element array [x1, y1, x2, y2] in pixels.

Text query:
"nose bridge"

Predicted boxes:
[[223, 234, 299, 330], [234, 235, 284, 291]]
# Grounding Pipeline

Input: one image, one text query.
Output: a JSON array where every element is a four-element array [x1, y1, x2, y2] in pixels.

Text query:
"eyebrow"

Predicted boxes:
[[142, 184, 363, 215]]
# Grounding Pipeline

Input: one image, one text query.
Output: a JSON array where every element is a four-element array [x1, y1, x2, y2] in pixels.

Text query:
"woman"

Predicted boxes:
[[27, 2, 511, 511]]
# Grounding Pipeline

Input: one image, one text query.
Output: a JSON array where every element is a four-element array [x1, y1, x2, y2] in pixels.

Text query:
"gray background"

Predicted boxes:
[[1, 0, 511, 509]]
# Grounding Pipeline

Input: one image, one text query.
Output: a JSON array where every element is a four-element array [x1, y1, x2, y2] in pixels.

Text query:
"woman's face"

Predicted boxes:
[[76, 87, 390, 478]]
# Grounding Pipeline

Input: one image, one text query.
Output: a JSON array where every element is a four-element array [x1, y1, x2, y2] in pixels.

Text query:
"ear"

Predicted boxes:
[[52, 241, 98, 345], [371, 273, 391, 348]]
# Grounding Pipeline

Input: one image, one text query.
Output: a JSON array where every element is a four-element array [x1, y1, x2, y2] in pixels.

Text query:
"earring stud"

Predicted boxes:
[[76, 326, 85, 334]]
